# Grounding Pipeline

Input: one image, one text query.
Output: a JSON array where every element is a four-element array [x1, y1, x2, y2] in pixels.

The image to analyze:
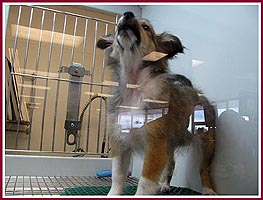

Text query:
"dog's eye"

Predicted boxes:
[[142, 24, 150, 31]]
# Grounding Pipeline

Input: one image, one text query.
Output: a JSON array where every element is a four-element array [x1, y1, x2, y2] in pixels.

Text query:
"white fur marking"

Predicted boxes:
[[136, 176, 158, 195], [108, 155, 131, 195]]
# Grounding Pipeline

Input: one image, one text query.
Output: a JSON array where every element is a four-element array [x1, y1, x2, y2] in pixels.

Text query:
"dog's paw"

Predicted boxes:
[[136, 177, 158, 195], [202, 187, 217, 195], [159, 184, 171, 193], [107, 188, 122, 195]]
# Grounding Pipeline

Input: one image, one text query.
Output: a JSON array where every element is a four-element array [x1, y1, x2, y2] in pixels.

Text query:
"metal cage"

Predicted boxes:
[[5, 5, 118, 157]]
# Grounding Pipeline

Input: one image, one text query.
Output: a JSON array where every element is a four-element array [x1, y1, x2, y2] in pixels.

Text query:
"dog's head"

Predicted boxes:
[[97, 11, 184, 60]]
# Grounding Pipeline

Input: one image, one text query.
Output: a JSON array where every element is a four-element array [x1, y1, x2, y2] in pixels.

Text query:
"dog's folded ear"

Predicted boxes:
[[96, 34, 114, 50], [156, 33, 184, 58]]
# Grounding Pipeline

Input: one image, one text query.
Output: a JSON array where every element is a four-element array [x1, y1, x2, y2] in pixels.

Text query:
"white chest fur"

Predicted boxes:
[[118, 51, 166, 109]]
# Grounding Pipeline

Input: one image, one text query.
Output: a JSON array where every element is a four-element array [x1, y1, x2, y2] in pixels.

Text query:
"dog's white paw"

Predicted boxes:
[[107, 187, 123, 195], [135, 177, 158, 195], [108, 189, 122, 195], [202, 187, 217, 195], [159, 184, 171, 193]]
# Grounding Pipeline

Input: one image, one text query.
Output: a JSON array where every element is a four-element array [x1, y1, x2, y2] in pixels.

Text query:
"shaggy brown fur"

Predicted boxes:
[[96, 11, 215, 195]]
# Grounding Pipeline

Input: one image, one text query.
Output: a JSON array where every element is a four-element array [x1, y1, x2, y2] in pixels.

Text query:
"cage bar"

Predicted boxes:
[[86, 20, 99, 152], [40, 12, 56, 151], [14, 7, 34, 150]]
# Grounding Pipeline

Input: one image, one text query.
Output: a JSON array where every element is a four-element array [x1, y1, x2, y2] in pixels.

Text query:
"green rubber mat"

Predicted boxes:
[[61, 185, 201, 195]]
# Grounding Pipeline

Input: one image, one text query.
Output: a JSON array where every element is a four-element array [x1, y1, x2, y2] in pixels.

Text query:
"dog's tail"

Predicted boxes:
[[169, 73, 217, 128]]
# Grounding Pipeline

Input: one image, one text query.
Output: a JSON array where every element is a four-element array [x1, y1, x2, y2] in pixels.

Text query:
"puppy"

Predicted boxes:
[[97, 12, 201, 195]]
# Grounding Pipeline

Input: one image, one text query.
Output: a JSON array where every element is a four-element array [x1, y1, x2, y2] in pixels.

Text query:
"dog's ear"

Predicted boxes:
[[156, 33, 184, 58], [96, 34, 114, 50]]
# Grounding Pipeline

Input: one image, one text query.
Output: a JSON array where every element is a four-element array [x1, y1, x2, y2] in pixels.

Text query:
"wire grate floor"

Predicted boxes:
[[5, 176, 139, 196]]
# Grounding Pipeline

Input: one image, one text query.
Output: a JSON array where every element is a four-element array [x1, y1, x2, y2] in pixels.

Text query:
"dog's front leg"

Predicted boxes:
[[159, 153, 175, 192], [136, 138, 168, 195], [108, 148, 131, 195]]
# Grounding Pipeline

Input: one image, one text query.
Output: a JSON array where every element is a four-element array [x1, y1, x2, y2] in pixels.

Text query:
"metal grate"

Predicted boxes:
[[5, 176, 139, 196]]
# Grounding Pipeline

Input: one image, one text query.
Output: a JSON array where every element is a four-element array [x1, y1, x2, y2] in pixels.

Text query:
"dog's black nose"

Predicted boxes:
[[123, 12, 135, 19]]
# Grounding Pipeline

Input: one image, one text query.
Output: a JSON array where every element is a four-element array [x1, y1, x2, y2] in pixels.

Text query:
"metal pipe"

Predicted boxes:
[[11, 72, 112, 87], [5, 149, 109, 157]]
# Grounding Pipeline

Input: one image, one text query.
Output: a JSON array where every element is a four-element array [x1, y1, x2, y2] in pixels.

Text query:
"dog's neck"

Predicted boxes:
[[119, 49, 142, 85], [118, 50, 167, 85]]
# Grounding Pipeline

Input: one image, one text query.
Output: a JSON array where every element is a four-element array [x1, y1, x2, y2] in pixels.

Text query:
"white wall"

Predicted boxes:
[[141, 4, 259, 195], [142, 5, 258, 102]]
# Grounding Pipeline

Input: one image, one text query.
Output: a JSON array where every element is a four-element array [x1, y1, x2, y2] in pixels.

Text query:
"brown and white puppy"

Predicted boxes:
[[97, 12, 201, 195]]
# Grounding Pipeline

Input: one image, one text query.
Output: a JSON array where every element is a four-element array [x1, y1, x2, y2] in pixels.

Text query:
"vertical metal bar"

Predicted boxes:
[[78, 18, 89, 149], [22, 176, 24, 195], [35, 176, 43, 195], [81, 18, 88, 66], [131, 114, 133, 129], [25, 9, 46, 150], [29, 176, 33, 195], [70, 16, 79, 152], [27, 78, 35, 150], [35, 10, 45, 72], [86, 20, 98, 152], [191, 112, 195, 134], [162, 108, 165, 116], [63, 130, 67, 152], [115, 14, 119, 32], [39, 12, 56, 151], [10, 6, 22, 72], [97, 23, 108, 154], [12, 176, 18, 195], [14, 7, 34, 149], [144, 110, 148, 124], [6, 6, 22, 121], [52, 14, 67, 152], [71, 16, 78, 64]]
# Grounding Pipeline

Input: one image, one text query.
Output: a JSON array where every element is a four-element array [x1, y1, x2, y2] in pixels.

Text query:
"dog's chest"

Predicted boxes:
[[119, 58, 163, 108]]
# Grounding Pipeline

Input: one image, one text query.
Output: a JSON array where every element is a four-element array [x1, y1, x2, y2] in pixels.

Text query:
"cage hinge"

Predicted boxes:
[[59, 63, 90, 77]]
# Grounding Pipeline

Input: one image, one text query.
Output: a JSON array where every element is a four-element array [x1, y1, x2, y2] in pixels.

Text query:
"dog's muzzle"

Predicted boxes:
[[116, 12, 141, 48]]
